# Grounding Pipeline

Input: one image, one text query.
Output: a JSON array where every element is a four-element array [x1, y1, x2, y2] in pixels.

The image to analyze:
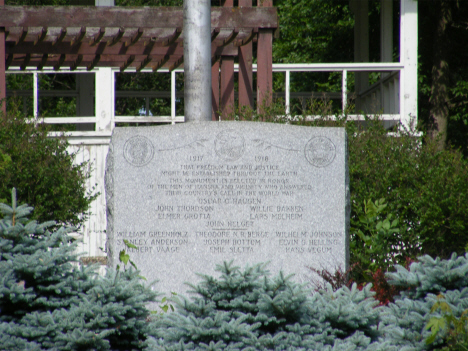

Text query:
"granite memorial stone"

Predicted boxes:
[[106, 122, 349, 294]]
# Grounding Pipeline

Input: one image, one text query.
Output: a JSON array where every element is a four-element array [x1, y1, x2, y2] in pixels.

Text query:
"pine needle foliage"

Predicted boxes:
[[378, 253, 468, 350], [0, 189, 158, 350], [148, 261, 387, 350]]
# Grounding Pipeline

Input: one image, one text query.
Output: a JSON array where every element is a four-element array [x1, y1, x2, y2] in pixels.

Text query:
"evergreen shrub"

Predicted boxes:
[[148, 254, 468, 351], [379, 253, 468, 350], [0, 189, 158, 350], [148, 261, 392, 350]]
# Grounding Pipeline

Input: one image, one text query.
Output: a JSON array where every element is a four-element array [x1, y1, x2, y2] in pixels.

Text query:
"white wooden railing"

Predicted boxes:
[[7, 62, 404, 128]]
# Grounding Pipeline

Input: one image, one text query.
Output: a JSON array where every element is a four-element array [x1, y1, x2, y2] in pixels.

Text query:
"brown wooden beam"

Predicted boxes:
[[151, 54, 170, 71], [0, 12, 5, 116], [219, 28, 239, 47], [53, 53, 65, 70], [70, 27, 86, 46], [107, 27, 124, 47], [136, 54, 152, 71], [15, 27, 27, 46], [6, 54, 12, 69], [238, 42, 253, 114], [89, 27, 105, 46], [87, 54, 100, 70], [211, 61, 220, 121], [6, 41, 238, 63], [20, 53, 31, 70], [33, 27, 47, 45], [125, 28, 143, 47], [0, 6, 278, 30], [234, 28, 257, 47], [70, 54, 82, 70], [256, 0, 273, 119], [52, 27, 67, 46], [257, 28, 273, 119], [211, 28, 220, 42], [220, 56, 234, 119], [168, 56, 183, 71], [120, 54, 134, 72], [37, 53, 48, 70], [161, 28, 181, 47], [238, 0, 254, 117], [7, 53, 183, 70]]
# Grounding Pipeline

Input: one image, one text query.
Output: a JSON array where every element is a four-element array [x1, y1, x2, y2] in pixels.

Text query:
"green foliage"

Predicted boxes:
[[118, 238, 138, 271], [273, 0, 354, 64], [426, 294, 468, 350], [351, 198, 402, 280], [348, 118, 468, 262], [0, 189, 158, 350], [0, 114, 97, 227]]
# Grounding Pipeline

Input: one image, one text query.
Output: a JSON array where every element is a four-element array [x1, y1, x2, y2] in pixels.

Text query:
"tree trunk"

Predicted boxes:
[[429, 0, 452, 150]]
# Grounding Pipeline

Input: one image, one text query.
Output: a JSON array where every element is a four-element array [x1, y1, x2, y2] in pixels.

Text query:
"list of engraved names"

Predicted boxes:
[[117, 156, 343, 256]]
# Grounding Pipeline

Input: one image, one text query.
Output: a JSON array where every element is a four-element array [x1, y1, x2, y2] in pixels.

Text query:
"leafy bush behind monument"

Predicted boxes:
[[0, 114, 97, 227]]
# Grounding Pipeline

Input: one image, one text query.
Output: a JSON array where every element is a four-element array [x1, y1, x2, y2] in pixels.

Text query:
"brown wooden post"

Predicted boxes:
[[238, 0, 253, 119], [220, 0, 235, 119], [257, 0, 273, 120], [220, 56, 235, 119], [211, 61, 220, 120], [0, 0, 6, 116]]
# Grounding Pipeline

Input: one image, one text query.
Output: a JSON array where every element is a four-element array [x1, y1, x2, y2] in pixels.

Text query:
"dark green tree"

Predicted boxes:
[[418, 0, 468, 154], [0, 114, 97, 227]]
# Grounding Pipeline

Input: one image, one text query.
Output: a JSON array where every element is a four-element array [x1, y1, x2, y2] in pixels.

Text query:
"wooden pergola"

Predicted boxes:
[[0, 1, 278, 119]]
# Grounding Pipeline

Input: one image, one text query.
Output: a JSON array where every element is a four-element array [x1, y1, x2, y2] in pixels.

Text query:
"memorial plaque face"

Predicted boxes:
[[106, 122, 349, 296]]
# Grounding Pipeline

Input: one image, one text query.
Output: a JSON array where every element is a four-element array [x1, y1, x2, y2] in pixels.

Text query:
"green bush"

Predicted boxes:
[[348, 119, 468, 263], [0, 114, 97, 227]]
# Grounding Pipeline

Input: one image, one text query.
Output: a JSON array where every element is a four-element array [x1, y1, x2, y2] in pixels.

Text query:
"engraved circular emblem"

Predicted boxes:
[[123, 136, 154, 167], [304, 136, 336, 167], [214, 129, 245, 161]]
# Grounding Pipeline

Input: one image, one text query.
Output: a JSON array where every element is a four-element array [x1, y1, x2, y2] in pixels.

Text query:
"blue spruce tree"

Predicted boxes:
[[0, 189, 158, 350], [148, 261, 390, 350], [379, 254, 468, 350]]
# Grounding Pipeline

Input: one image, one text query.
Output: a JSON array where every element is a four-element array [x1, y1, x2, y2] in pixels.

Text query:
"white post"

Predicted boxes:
[[183, 0, 211, 122], [285, 70, 290, 115], [33, 72, 38, 119], [400, 0, 418, 129], [342, 70, 347, 114], [95, 68, 114, 132], [171, 70, 176, 124]]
